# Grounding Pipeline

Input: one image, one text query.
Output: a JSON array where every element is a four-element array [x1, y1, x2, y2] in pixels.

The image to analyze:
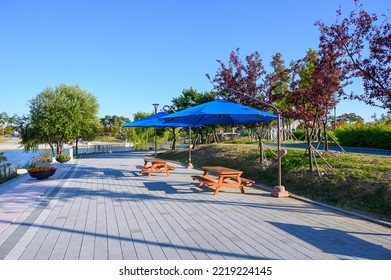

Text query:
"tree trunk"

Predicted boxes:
[[49, 143, 55, 157], [255, 126, 265, 165], [75, 139, 79, 156], [212, 127, 219, 143], [171, 128, 176, 150], [199, 129, 204, 144], [306, 128, 314, 172], [323, 121, 329, 151], [56, 143, 62, 155]]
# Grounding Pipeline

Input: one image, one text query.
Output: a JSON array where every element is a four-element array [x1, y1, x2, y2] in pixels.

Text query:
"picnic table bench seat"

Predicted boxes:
[[191, 175, 218, 186], [192, 172, 255, 195], [238, 177, 255, 187], [136, 159, 175, 177]]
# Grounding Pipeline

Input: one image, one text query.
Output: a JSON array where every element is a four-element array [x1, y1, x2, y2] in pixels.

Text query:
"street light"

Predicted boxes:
[[225, 88, 289, 197], [152, 103, 159, 157]]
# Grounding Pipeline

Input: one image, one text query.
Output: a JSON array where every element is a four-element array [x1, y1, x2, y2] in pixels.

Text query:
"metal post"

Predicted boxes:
[[188, 127, 193, 168], [153, 103, 159, 157], [162, 104, 193, 168], [225, 88, 289, 197]]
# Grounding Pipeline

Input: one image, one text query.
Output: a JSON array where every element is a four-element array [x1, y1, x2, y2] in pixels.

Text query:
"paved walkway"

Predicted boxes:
[[0, 151, 390, 260]]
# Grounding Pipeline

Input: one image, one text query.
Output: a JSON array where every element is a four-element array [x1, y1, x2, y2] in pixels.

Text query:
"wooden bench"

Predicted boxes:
[[192, 175, 255, 194], [191, 175, 217, 187], [167, 165, 176, 171], [239, 177, 255, 187]]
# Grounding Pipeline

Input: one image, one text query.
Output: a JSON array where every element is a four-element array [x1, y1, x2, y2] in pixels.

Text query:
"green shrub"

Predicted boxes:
[[335, 122, 391, 149], [56, 153, 70, 159], [292, 129, 306, 140]]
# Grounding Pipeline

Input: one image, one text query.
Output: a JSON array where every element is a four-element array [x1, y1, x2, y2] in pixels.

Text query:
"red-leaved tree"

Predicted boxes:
[[206, 48, 272, 164], [288, 46, 349, 172], [316, 1, 391, 113], [206, 48, 268, 107]]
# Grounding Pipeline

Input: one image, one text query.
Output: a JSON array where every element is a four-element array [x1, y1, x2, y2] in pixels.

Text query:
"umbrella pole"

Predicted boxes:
[[271, 112, 289, 197], [225, 88, 288, 197], [188, 127, 193, 168]]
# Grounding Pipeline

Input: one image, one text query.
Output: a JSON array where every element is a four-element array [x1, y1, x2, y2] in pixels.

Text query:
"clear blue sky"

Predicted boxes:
[[0, 0, 390, 122]]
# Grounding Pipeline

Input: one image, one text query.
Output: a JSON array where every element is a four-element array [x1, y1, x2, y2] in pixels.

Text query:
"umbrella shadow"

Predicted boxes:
[[143, 181, 199, 194]]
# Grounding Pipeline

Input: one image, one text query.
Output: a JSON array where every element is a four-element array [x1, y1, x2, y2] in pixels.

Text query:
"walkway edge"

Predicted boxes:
[[161, 158, 391, 229], [252, 183, 391, 229]]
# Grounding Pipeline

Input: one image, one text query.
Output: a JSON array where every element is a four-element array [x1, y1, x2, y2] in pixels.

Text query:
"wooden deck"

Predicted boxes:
[[0, 151, 390, 260]]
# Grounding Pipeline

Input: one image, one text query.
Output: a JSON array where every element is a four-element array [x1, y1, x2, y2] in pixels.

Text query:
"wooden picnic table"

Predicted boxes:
[[192, 166, 254, 195], [138, 158, 174, 177]]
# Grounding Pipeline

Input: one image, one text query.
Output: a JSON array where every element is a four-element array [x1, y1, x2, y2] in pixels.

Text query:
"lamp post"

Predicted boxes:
[[153, 103, 159, 157], [225, 88, 289, 197]]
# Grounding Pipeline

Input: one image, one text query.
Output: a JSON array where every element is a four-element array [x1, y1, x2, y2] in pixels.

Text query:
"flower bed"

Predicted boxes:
[[28, 166, 56, 179], [28, 166, 56, 173], [56, 154, 71, 163]]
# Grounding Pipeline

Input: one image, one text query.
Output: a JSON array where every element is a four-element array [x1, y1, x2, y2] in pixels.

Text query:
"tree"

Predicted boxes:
[[288, 47, 349, 172], [19, 84, 100, 156], [99, 115, 130, 138], [206, 48, 267, 106], [0, 112, 9, 136], [68, 89, 101, 155], [207, 48, 276, 164], [125, 112, 155, 151], [264, 53, 293, 140], [336, 113, 364, 123], [171, 88, 216, 147], [371, 112, 391, 123], [317, 1, 391, 113], [170, 87, 215, 111]]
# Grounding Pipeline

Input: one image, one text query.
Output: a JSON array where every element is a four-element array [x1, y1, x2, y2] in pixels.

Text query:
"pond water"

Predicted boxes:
[[0, 149, 46, 168], [0, 143, 133, 168]]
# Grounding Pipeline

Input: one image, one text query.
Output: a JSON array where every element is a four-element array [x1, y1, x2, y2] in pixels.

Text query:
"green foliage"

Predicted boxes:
[[292, 129, 306, 140], [56, 153, 70, 159], [18, 84, 100, 155], [335, 113, 364, 123], [124, 111, 154, 150], [335, 122, 391, 149], [170, 88, 215, 111], [99, 115, 130, 137], [0, 152, 7, 163]]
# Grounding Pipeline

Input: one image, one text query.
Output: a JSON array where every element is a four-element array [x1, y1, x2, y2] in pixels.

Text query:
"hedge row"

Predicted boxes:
[[335, 122, 391, 149]]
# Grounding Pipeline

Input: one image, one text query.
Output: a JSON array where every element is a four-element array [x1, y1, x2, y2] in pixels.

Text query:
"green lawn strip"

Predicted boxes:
[[158, 143, 391, 221]]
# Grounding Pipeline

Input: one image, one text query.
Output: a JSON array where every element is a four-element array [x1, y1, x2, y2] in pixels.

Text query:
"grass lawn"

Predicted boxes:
[[158, 143, 391, 222]]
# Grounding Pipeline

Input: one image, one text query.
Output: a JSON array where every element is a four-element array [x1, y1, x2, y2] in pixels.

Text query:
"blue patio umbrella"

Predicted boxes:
[[161, 99, 278, 126], [122, 111, 200, 167], [161, 98, 289, 196], [122, 112, 187, 128]]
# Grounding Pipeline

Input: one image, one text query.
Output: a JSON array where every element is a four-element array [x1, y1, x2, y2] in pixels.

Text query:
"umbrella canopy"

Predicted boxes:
[[122, 111, 196, 128], [161, 99, 278, 126], [122, 111, 199, 167]]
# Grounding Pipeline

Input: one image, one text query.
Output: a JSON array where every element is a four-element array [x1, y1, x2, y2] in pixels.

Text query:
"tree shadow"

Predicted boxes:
[[0, 219, 268, 260], [268, 221, 391, 260]]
